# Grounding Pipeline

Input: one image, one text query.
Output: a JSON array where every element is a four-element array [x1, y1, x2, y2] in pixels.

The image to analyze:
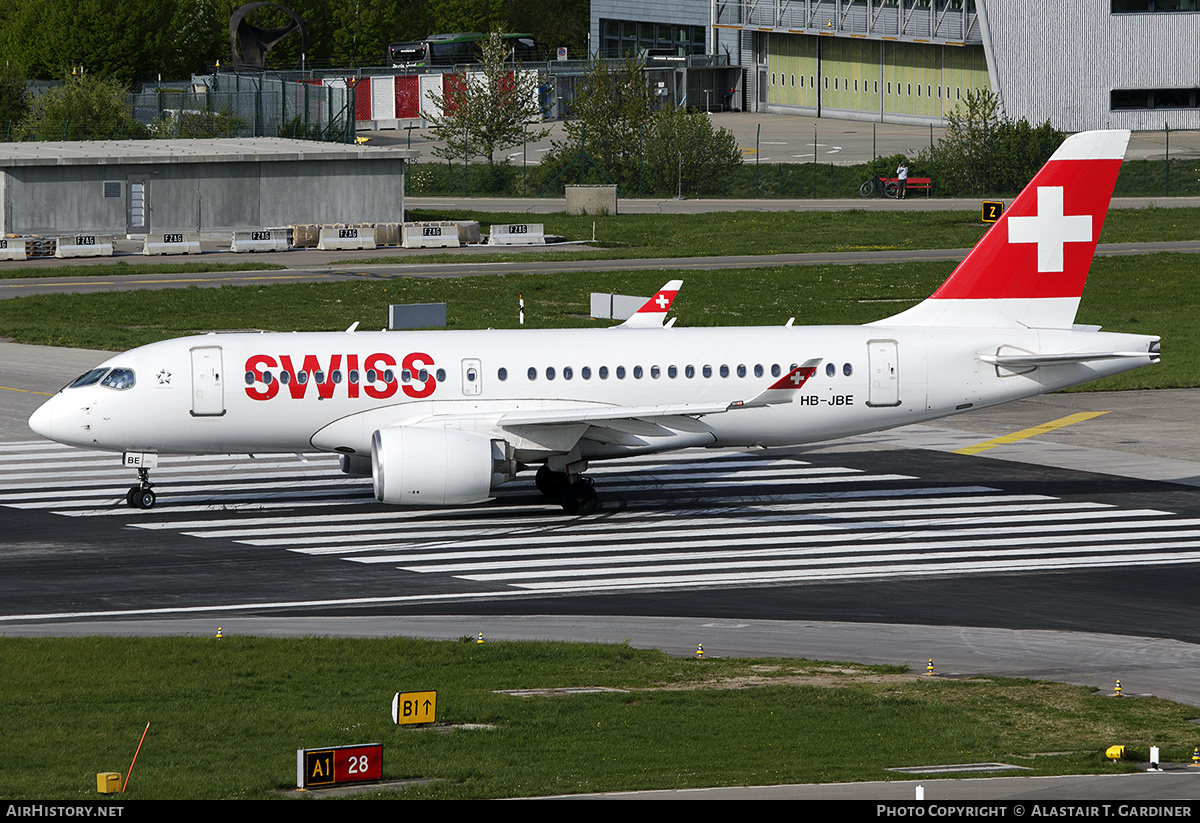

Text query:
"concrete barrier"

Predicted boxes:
[[565, 184, 618, 216], [401, 222, 459, 249], [290, 224, 320, 248], [591, 292, 651, 321], [231, 229, 290, 253], [490, 223, 545, 245], [0, 237, 27, 261], [454, 221, 481, 245], [317, 226, 376, 250], [55, 234, 114, 258], [373, 223, 401, 246], [143, 232, 201, 255]]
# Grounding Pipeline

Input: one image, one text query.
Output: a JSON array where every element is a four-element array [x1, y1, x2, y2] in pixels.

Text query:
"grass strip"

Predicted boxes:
[[3, 635, 1194, 800], [0, 261, 286, 280], [325, 206, 1200, 267]]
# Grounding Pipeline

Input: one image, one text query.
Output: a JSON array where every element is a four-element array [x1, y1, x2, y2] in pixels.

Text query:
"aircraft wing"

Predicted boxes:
[[493, 360, 822, 430]]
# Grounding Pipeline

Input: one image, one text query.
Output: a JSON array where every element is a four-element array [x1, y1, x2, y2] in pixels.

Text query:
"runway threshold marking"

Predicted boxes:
[[953, 411, 1109, 455]]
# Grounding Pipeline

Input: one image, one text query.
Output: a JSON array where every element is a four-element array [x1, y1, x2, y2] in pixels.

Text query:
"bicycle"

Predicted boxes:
[[859, 175, 899, 198]]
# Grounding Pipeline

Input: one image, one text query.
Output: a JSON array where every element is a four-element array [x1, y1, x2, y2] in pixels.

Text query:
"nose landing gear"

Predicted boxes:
[[125, 467, 156, 509]]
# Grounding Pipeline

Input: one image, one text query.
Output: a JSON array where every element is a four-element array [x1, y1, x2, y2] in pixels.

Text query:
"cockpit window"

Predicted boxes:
[[100, 368, 136, 390], [65, 368, 109, 389]]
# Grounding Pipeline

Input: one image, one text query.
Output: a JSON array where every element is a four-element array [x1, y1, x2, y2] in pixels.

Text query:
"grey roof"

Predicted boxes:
[[0, 138, 418, 167]]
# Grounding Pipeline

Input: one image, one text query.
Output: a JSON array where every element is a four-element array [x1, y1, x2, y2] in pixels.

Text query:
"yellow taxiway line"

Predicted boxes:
[[953, 411, 1110, 455]]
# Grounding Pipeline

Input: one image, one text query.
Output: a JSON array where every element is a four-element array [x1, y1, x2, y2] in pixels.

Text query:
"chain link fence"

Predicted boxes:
[[405, 122, 1200, 200]]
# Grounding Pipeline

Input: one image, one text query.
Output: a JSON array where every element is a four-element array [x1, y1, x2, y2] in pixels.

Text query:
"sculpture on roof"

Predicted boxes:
[[229, 2, 308, 68]]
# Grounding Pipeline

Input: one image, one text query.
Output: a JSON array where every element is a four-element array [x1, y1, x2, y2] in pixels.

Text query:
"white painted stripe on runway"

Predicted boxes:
[[333, 511, 1187, 559], [456, 539, 1200, 583], [503, 548, 1200, 591], [340, 523, 1200, 566], [346, 523, 1200, 567], [126, 487, 1017, 531], [182, 501, 1117, 541]]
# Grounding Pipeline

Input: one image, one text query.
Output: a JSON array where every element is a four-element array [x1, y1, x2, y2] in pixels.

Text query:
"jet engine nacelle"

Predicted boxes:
[[371, 426, 515, 506]]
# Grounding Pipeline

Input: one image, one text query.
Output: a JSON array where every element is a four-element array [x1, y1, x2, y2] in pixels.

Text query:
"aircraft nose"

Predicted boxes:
[[28, 398, 57, 441]]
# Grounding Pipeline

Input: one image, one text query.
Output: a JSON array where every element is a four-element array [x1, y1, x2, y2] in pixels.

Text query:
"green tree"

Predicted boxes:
[[427, 30, 548, 166], [544, 54, 742, 197], [931, 88, 1064, 195], [0, 71, 30, 139], [16, 74, 149, 141]]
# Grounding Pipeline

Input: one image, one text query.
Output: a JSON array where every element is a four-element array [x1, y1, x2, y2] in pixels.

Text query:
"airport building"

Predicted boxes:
[[590, 0, 1200, 131], [0, 138, 417, 237]]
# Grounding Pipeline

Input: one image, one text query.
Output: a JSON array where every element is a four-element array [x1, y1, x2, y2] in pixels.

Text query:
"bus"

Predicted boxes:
[[388, 33, 546, 69]]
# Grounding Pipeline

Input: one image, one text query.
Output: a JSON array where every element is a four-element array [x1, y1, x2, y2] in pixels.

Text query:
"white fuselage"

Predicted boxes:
[[30, 323, 1158, 464]]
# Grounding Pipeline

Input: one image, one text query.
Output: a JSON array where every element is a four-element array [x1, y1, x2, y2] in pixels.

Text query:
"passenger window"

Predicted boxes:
[[685, 365, 695, 378], [367, 369, 378, 383], [771, 364, 781, 377], [348, 369, 358, 384], [546, 366, 556, 381], [244, 371, 254, 386], [314, 370, 326, 384], [720, 365, 730, 378], [633, 366, 644, 379], [563, 366, 573, 380], [703, 365, 712, 378], [262, 371, 273, 384], [297, 371, 309, 385], [668, 365, 677, 379], [498, 367, 508, 381], [616, 366, 626, 379], [599, 366, 609, 379], [383, 369, 395, 383], [435, 368, 446, 382], [754, 364, 764, 378], [843, 363, 853, 377], [528, 367, 537, 381], [737, 365, 747, 378], [650, 365, 660, 379], [581, 366, 591, 380]]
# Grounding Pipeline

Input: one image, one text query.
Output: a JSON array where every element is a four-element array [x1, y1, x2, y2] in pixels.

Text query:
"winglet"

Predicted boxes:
[[731, 359, 822, 409], [618, 280, 682, 328]]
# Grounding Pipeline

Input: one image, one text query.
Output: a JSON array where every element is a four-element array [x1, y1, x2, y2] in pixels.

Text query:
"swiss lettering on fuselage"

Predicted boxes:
[[244, 352, 436, 401]]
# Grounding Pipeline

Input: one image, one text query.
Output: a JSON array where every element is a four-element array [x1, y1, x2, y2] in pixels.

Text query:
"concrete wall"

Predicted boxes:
[[0, 140, 416, 237]]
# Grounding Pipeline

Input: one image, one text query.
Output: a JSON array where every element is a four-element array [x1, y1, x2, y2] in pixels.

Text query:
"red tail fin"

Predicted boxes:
[[878, 130, 1129, 330]]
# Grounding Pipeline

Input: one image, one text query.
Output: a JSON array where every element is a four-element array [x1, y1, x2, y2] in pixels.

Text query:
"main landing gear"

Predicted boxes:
[[126, 467, 156, 509], [536, 465, 599, 516]]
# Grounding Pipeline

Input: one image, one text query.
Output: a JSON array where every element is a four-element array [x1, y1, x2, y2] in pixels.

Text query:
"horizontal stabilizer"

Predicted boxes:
[[979, 350, 1159, 367]]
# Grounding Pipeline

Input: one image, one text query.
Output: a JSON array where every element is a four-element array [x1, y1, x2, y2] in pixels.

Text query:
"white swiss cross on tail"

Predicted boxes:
[[618, 279, 683, 328], [877, 130, 1129, 331], [1008, 186, 1092, 273]]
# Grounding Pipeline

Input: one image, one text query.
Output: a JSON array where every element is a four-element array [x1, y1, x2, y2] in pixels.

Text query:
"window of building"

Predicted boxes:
[[1112, 87, 1200, 109]]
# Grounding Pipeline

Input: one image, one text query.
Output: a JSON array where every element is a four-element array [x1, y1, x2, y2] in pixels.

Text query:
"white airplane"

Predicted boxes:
[[29, 129, 1159, 515]]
